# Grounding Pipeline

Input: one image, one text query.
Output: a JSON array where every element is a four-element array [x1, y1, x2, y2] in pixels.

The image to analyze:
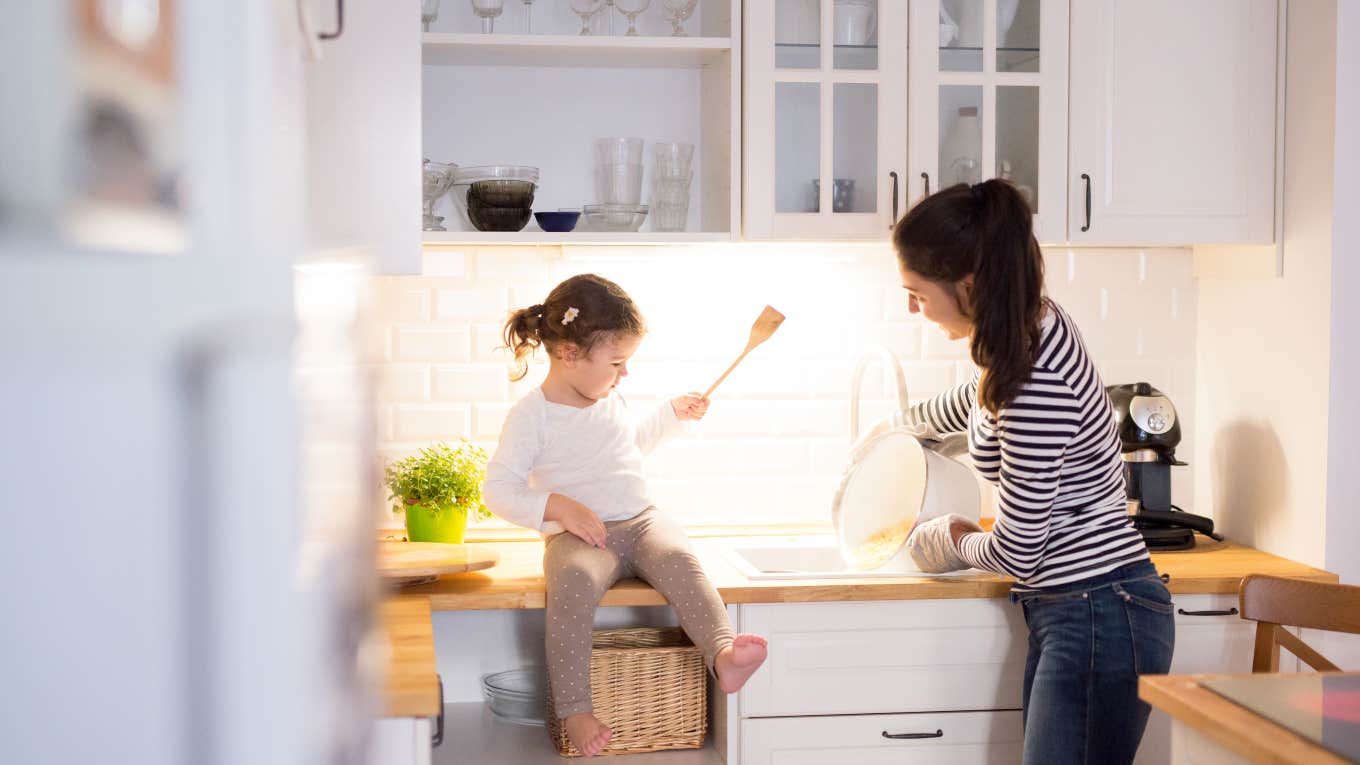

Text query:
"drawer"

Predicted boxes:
[[741, 710, 1023, 764], [739, 599, 1026, 717]]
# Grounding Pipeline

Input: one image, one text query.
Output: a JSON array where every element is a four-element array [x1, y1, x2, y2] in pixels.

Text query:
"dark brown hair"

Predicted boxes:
[[501, 273, 646, 381], [891, 179, 1046, 412]]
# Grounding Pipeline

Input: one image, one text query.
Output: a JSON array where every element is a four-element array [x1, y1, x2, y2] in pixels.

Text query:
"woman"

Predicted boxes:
[[893, 180, 1175, 764]]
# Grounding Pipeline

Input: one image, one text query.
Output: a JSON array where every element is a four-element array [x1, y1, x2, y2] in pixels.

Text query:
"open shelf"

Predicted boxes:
[[423, 33, 731, 68], [433, 703, 724, 764], [422, 231, 735, 246]]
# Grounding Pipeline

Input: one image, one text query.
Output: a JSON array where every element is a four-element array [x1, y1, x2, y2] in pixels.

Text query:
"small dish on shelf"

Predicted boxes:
[[481, 668, 547, 726], [582, 203, 648, 232], [468, 194, 532, 231], [534, 210, 580, 232]]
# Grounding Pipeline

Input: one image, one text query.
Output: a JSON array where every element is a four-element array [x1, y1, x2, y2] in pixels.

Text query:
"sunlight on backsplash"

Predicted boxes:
[[368, 243, 1198, 529]]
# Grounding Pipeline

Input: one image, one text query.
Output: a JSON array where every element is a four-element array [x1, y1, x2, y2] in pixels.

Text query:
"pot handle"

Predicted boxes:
[[849, 347, 909, 444]]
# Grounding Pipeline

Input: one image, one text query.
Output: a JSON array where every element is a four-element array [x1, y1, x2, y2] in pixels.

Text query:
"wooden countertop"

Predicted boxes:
[[379, 596, 441, 718], [400, 535, 1338, 611], [1140, 673, 1354, 765]]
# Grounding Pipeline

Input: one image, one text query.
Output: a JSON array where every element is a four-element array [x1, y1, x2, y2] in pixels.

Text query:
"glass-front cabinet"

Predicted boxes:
[[908, 0, 1068, 243], [744, 0, 909, 239]]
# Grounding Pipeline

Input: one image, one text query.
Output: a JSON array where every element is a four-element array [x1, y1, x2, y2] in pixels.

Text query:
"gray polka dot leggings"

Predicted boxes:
[[543, 507, 734, 718]]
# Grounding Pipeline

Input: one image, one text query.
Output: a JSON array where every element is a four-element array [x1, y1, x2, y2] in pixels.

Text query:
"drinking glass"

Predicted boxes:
[[470, 0, 504, 33], [570, 0, 604, 35], [421, 0, 441, 31], [521, 0, 533, 33], [614, 0, 649, 36], [661, 0, 697, 36]]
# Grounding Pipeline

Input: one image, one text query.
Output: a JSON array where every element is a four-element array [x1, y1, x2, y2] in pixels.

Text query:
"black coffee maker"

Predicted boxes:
[[1107, 382, 1220, 550]]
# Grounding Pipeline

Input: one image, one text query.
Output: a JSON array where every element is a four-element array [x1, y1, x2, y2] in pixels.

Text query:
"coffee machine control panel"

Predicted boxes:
[[1129, 396, 1176, 434]]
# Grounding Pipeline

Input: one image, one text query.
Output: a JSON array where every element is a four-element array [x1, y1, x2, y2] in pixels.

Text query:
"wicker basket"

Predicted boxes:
[[546, 627, 707, 757]]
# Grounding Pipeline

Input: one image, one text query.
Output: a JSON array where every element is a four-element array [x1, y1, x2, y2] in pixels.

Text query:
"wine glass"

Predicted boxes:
[[521, 0, 533, 33], [614, 0, 649, 36], [422, 160, 456, 231], [469, 0, 504, 33], [569, 0, 604, 35], [660, 0, 697, 36], [421, 0, 440, 31]]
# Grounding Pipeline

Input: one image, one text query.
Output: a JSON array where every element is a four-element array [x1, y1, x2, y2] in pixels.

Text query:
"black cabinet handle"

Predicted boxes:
[[889, 171, 899, 228], [1080, 173, 1091, 232], [1177, 607, 1239, 617], [320, 0, 344, 40], [882, 729, 944, 740], [921, 172, 931, 196], [432, 673, 445, 746]]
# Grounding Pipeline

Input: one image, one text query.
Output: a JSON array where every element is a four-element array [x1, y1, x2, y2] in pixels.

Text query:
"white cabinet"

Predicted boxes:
[[909, 0, 1070, 244], [1068, 0, 1279, 245], [372, 717, 434, 765], [743, 0, 909, 239], [742, 710, 1024, 764], [304, 0, 422, 274], [1133, 593, 1297, 765]]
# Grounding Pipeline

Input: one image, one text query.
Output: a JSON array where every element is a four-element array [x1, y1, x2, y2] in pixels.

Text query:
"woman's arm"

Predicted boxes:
[[954, 380, 1081, 579], [890, 372, 978, 438]]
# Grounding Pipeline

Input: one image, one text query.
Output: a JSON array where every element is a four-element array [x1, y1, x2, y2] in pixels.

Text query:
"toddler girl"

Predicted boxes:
[[482, 273, 767, 757]]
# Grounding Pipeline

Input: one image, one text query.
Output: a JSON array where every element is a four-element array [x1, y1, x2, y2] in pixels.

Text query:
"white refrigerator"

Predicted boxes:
[[1, 2, 380, 764]]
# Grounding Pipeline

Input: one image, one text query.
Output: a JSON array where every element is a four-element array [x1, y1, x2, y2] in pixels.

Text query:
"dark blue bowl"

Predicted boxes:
[[534, 211, 580, 233]]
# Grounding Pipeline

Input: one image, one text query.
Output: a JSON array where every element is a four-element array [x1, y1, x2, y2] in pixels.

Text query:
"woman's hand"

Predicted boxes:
[[671, 392, 710, 421], [545, 494, 608, 549]]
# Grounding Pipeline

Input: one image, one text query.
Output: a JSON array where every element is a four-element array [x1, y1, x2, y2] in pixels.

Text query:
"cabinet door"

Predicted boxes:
[[742, 710, 1024, 764], [372, 717, 433, 765], [743, 0, 909, 239], [908, 0, 1068, 243], [305, 0, 421, 274], [740, 599, 1026, 717], [1068, 0, 1278, 245]]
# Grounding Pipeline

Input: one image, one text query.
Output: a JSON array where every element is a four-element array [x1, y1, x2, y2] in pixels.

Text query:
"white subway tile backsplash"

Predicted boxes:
[[421, 250, 468, 278], [435, 287, 508, 321], [433, 365, 510, 401], [392, 326, 471, 363], [393, 404, 471, 441], [369, 245, 1197, 527]]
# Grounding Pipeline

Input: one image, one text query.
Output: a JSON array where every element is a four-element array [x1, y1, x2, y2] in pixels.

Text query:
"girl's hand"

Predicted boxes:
[[671, 392, 710, 421], [545, 493, 608, 549]]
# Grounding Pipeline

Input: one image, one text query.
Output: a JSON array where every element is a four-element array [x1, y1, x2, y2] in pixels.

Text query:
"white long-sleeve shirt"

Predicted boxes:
[[482, 388, 684, 536]]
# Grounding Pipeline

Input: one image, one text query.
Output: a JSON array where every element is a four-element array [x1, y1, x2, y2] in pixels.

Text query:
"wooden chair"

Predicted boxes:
[[1238, 574, 1360, 672]]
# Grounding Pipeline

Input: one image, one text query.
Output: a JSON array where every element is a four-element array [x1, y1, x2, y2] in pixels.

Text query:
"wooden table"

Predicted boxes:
[[379, 595, 441, 718], [1140, 673, 1358, 765]]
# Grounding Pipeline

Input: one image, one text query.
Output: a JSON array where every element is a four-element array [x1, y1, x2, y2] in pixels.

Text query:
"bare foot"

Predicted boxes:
[[715, 633, 768, 693], [564, 712, 613, 757]]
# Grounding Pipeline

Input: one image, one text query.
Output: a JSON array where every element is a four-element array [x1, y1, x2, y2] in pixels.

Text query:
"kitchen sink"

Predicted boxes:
[[719, 537, 970, 580]]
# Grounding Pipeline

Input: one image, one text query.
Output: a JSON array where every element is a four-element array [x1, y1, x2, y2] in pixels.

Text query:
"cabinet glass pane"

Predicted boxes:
[[939, 86, 983, 187], [834, 0, 878, 70], [776, 82, 820, 213], [996, 86, 1039, 212], [776, 0, 820, 69], [940, 0, 983, 72], [832, 83, 878, 213], [997, 0, 1040, 73]]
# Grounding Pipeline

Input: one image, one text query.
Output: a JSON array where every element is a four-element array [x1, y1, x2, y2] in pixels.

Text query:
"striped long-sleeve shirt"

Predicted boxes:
[[893, 301, 1149, 591]]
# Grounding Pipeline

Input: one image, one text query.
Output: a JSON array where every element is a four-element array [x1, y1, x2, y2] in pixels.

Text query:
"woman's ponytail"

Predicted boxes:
[[891, 178, 1045, 412]]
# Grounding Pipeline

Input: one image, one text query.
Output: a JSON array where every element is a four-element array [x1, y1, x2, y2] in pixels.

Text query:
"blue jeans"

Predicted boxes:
[[1011, 560, 1175, 765]]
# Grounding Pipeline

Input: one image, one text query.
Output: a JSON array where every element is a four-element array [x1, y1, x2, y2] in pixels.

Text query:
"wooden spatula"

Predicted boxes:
[[702, 305, 786, 399]]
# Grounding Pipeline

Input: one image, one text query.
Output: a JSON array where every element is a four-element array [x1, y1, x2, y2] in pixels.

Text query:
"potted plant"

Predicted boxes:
[[384, 441, 491, 544]]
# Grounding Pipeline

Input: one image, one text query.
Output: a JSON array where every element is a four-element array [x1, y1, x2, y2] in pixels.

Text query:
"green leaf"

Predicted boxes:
[[382, 440, 492, 521]]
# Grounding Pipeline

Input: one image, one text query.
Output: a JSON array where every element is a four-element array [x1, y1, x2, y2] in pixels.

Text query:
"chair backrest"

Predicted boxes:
[[1238, 574, 1360, 672]]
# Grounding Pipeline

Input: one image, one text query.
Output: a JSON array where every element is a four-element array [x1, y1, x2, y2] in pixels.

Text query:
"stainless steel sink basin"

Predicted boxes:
[[720, 537, 971, 580]]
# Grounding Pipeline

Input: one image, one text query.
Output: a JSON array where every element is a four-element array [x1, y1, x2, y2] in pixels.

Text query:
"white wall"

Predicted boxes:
[[368, 243, 1198, 532], [1192, 2, 1336, 568], [1326, 0, 1360, 587]]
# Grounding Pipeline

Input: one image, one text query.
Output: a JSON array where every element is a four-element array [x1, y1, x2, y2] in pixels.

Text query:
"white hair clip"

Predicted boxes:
[[561, 307, 580, 325]]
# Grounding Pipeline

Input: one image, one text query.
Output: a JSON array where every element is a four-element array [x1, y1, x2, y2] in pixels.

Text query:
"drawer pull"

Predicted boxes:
[[1177, 607, 1239, 617], [882, 728, 944, 740]]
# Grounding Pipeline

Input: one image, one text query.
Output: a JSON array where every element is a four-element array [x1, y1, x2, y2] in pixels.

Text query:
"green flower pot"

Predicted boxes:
[[405, 502, 469, 543]]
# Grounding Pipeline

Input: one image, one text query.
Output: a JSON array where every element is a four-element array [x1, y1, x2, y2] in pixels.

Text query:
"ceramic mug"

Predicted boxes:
[[834, 0, 877, 47]]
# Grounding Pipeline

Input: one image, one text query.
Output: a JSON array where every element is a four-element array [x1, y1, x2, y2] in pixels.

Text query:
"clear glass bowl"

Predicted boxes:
[[450, 166, 539, 227], [481, 669, 547, 726], [582, 203, 648, 232]]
